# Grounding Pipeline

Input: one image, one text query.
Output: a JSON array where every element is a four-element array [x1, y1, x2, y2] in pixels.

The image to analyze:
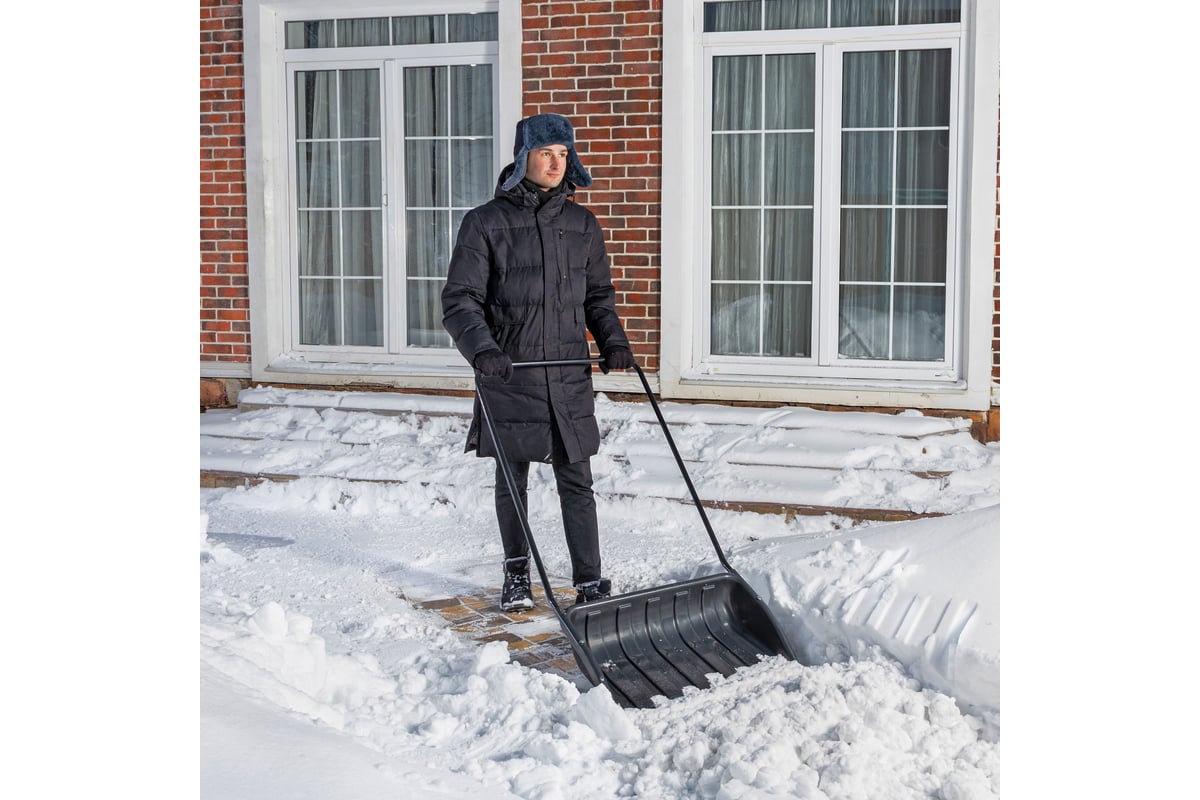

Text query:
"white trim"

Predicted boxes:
[[243, 0, 510, 386], [661, 0, 998, 411]]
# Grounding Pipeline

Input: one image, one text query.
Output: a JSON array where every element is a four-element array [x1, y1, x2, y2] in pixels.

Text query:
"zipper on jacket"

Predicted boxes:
[[557, 229, 565, 284]]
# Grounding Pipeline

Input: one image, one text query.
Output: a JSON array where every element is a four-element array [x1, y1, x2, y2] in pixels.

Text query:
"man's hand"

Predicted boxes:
[[474, 349, 514, 382], [600, 346, 635, 374]]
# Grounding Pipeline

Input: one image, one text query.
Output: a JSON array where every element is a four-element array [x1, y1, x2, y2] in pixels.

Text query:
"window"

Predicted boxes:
[[284, 11, 498, 356], [700, 0, 963, 382]]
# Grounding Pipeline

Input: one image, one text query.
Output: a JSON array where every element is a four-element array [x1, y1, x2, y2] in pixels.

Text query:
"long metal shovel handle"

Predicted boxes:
[[475, 358, 735, 590], [474, 383, 565, 614]]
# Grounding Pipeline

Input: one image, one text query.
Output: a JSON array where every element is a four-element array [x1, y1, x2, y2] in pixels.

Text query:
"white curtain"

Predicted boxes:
[[295, 68, 383, 347], [838, 48, 948, 361], [710, 53, 814, 358], [404, 64, 493, 348]]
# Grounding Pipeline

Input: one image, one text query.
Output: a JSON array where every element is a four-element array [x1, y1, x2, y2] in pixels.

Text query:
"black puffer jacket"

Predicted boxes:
[[442, 166, 630, 463]]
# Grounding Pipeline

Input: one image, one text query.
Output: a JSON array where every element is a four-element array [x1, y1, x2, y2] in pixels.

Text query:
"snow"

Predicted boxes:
[[197, 390, 1002, 798]]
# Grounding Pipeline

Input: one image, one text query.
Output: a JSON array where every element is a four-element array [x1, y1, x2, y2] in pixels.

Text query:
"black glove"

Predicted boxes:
[[600, 346, 635, 374], [473, 349, 513, 382]]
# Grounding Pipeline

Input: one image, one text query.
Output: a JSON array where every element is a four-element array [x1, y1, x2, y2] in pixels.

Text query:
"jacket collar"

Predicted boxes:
[[495, 164, 574, 211]]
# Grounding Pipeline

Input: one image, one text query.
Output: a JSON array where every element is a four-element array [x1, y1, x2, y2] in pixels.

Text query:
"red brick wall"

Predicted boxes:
[[200, 0, 251, 363], [521, 1, 664, 371]]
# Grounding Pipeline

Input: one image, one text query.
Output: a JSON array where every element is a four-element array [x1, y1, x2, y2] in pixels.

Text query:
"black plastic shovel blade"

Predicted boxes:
[[562, 573, 794, 709]]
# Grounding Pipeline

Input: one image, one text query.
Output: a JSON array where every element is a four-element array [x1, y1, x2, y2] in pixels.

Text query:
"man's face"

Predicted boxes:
[[524, 144, 569, 191]]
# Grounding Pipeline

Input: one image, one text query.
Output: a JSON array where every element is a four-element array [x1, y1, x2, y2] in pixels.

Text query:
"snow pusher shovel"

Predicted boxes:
[[475, 359, 797, 709]]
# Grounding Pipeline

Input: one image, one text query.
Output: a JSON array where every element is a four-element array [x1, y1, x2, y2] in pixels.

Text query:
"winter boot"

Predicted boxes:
[[573, 578, 612, 606], [500, 556, 534, 612]]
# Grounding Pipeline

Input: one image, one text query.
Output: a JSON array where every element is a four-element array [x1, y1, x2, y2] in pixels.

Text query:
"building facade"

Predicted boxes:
[[201, 0, 1000, 439]]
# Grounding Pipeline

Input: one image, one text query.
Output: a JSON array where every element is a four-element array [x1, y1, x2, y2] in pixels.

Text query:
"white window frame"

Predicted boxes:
[[243, 0, 522, 389], [662, 0, 999, 410]]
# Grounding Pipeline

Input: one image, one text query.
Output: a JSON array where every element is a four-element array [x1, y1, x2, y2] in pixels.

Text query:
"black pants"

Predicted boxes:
[[494, 456, 601, 586]]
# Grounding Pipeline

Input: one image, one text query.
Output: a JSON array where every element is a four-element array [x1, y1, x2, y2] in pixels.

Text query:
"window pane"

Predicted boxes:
[[893, 286, 945, 360], [449, 12, 498, 42], [452, 139, 493, 207], [408, 280, 453, 347], [297, 211, 338, 276], [839, 285, 889, 358], [765, 0, 826, 29], [339, 70, 380, 138], [451, 64, 493, 137], [337, 17, 389, 47], [764, 209, 813, 282], [299, 279, 339, 345], [841, 131, 893, 204], [713, 56, 761, 131], [711, 210, 760, 281], [342, 211, 382, 277], [406, 210, 450, 278], [764, 283, 812, 356], [895, 208, 946, 282], [344, 279, 383, 346], [297, 142, 337, 208], [840, 208, 891, 282], [393, 15, 445, 44], [405, 67, 447, 137], [832, 0, 895, 28], [341, 141, 381, 207], [765, 54, 815, 130], [713, 134, 760, 206], [899, 0, 960, 24], [704, 1, 762, 32], [286, 20, 333, 49], [898, 49, 951, 127], [295, 71, 337, 139], [712, 284, 761, 355], [843, 51, 894, 128], [405, 140, 448, 206], [765, 132, 813, 206], [896, 130, 948, 205]]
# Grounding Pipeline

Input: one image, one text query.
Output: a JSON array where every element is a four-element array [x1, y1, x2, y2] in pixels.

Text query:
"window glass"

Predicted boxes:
[[337, 17, 390, 47], [449, 13, 499, 42], [831, 0, 894, 28], [711, 283, 760, 355], [836, 48, 951, 362], [286, 13, 500, 48], [704, 0, 958, 30], [295, 68, 384, 347], [704, 1, 761, 32], [711, 52, 816, 357], [404, 63, 494, 347], [765, 0, 826, 29], [286, 20, 333, 49], [898, 48, 951, 127], [899, 0, 960, 25], [393, 15, 445, 44]]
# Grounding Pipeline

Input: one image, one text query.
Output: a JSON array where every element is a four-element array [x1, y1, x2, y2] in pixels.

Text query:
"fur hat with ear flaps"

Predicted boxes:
[[501, 113, 593, 192]]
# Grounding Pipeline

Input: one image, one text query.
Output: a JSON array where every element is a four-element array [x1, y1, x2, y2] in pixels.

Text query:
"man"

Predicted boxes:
[[442, 113, 635, 612]]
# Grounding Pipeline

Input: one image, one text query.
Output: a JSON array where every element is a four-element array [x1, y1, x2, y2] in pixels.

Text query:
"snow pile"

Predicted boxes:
[[735, 506, 999, 723]]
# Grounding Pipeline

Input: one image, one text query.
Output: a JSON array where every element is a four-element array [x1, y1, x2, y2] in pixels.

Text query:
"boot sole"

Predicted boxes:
[[501, 599, 535, 612]]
